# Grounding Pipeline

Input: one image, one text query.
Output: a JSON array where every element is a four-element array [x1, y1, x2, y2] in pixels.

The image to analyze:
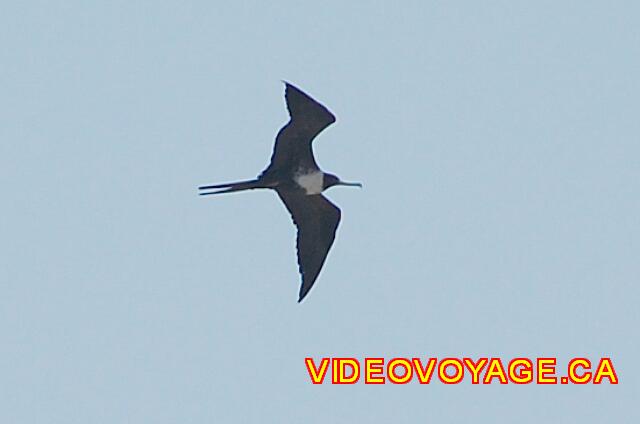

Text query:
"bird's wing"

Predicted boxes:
[[261, 83, 336, 176], [277, 190, 341, 302]]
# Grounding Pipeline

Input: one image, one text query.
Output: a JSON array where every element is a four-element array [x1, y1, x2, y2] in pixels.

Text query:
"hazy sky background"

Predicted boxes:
[[2, 1, 638, 422]]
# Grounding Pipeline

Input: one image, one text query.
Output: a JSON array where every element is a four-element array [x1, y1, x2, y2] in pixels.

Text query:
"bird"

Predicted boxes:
[[199, 82, 361, 302]]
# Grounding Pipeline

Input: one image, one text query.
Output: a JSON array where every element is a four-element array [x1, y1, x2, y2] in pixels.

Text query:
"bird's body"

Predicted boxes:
[[199, 82, 361, 302]]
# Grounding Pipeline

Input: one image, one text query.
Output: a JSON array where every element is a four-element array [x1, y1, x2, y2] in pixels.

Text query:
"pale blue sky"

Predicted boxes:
[[1, 1, 638, 422]]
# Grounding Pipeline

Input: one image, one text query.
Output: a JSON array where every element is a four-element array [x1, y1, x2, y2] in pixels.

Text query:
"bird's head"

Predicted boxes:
[[323, 173, 363, 191]]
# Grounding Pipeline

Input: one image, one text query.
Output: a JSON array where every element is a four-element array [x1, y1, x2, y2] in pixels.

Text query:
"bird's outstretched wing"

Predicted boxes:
[[261, 82, 336, 177], [277, 190, 341, 302]]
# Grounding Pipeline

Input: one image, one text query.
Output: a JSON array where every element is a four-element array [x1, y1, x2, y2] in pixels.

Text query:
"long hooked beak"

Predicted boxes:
[[338, 181, 363, 188]]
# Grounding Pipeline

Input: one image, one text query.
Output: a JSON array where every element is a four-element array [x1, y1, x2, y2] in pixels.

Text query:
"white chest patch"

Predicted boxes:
[[295, 171, 324, 195]]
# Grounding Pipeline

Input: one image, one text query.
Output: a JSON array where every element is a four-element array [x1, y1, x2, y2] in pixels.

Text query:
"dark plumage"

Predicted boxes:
[[199, 82, 361, 302]]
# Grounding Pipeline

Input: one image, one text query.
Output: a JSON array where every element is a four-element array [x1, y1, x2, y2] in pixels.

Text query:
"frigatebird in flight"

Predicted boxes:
[[199, 82, 361, 302]]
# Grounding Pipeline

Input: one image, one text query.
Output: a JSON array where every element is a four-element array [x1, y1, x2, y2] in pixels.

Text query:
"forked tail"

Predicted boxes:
[[198, 179, 263, 196]]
